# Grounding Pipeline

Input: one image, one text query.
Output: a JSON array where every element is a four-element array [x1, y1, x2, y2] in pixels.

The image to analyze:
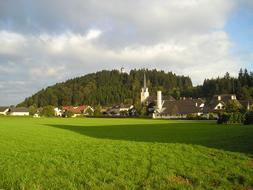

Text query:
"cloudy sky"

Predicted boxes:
[[0, 0, 253, 105]]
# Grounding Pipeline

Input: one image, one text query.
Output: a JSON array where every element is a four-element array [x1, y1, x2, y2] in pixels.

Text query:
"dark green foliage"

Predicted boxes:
[[225, 100, 242, 113], [186, 113, 198, 120], [65, 110, 74, 118], [208, 113, 215, 120], [94, 105, 102, 116], [217, 112, 244, 124], [187, 69, 253, 99], [244, 111, 253, 125], [28, 105, 37, 116], [40, 106, 55, 117], [217, 112, 230, 124], [17, 69, 192, 107], [218, 100, 245, 124]]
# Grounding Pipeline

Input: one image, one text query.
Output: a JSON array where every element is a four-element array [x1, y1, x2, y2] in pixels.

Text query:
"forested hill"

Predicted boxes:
[[18, 69, 193, 107], [183, 69, 253, 100]]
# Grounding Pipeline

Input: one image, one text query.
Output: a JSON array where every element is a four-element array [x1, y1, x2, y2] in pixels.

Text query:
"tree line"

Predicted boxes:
[[18, 69, 253, 108], [183, 69, 253, 100], [18, 69, 192, 107]]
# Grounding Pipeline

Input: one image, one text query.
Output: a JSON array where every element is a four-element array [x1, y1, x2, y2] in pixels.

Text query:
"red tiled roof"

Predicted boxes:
[[62, 105, 88, 114]]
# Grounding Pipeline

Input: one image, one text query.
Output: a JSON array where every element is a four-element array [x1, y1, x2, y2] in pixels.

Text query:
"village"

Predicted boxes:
[[1, 74, 252, 120]]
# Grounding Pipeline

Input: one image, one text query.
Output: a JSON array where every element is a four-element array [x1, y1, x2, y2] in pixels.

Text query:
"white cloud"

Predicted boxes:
[[0, 29, 241, 83], [85, 29, 102, 40], [30, 65, 65, 79]]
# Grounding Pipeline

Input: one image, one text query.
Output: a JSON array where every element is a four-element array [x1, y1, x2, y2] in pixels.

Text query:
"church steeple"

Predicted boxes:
[[143, 72, 147, 89], [141, 71, 149, 103]]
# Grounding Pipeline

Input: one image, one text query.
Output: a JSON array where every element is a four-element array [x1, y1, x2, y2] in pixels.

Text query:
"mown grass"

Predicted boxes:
[[0, 117, 252, 189]]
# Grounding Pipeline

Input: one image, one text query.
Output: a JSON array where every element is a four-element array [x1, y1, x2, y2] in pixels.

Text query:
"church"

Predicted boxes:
[[140, 73, 205, 119], [140, 73, 251, 119]]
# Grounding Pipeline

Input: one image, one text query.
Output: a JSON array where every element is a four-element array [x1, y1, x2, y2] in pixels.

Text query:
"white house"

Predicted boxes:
[[9, 107, 29, 116], [54, 107, 62, 117], [0, 107, 9, 115]]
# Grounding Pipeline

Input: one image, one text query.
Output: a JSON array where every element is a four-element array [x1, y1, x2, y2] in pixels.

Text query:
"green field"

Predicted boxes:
[[0, 117, 253, 190]]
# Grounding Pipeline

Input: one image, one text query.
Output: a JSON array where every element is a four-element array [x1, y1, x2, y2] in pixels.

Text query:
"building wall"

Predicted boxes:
[[10, 112, 29, 116], [153, 113, 187, 119], [141, 88, 149, 103]]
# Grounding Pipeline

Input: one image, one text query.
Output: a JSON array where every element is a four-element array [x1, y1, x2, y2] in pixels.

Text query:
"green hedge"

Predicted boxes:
[[244, 111, 253, 125], [217, 112, 244, 124]]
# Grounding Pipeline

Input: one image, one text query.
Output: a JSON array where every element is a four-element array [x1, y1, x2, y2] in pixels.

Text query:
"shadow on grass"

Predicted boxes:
[[46, 122, 253, 155]]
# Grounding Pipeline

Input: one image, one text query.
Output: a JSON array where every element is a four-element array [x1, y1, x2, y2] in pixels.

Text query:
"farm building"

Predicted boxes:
[[106, 104, 134, 116], [62, 105, 94, 117], [9, 107, 29, 116]]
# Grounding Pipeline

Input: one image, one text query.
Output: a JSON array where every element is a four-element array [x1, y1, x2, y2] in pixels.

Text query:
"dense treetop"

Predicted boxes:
[[183, 69, 253, 100]]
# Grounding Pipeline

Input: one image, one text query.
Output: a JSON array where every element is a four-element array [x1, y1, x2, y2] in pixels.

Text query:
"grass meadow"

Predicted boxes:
[[0, 117, 253, 189]]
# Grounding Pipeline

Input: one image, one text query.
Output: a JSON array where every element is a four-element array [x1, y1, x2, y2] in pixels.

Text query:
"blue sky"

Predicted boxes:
[[0, 0, 253, 105], [225, 5, 253, 70]]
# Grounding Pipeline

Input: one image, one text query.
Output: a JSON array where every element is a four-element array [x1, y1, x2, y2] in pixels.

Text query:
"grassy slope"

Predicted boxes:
[[0, 117, 252, 190]]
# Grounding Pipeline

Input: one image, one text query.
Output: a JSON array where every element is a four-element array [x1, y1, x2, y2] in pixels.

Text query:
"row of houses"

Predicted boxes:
[[140, 73, 252, 119], [149, 92, 251, 119], [0, 105, 94, 117]]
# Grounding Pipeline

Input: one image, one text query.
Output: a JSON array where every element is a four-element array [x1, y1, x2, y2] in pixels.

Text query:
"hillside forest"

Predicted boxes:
[[18, 69, 253, 107]]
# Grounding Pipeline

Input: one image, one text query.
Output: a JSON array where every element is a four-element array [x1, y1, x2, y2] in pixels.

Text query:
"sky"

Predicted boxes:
[[0, 0, 253, 105]]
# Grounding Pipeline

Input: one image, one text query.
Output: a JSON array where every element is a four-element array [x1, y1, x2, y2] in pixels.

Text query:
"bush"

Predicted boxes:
[[94, 105, 102, 116], [65, 110, 74, 118], [186, 114, 197, 120], [29, 105, 37, 116], [217, 112, 231, 124], [244, 111, 253, 125], [40, 106, 55, 117], [217, 112, 244, 124], [208, 113, 215, 120]]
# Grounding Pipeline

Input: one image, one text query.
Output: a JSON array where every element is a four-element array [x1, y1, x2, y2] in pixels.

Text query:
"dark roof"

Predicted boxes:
[[0, 106, 9, 112], [203, 94, 242, 113], [213, 94, 237, 104], [10, 107, 29, 112], [203, 100, 225, 113], [147, 95, 176, 103], [161, 99, 201, 115]]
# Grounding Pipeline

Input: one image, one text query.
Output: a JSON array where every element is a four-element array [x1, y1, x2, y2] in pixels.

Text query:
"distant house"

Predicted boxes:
[[54, 107, 62, 117], [0, 107, 10, 115], [62, 105, 94, 117], [106, 104, 133, 116], [9, 107, 29, 116], [152, 92, 204, 119], [203, 94, 239, 113]]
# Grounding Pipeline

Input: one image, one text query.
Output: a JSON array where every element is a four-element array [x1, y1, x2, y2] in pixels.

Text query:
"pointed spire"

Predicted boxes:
[[144, 72, 146, 89]]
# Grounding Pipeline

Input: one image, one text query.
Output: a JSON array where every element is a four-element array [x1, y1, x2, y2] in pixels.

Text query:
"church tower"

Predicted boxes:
[[141, 72, 149, 103]]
